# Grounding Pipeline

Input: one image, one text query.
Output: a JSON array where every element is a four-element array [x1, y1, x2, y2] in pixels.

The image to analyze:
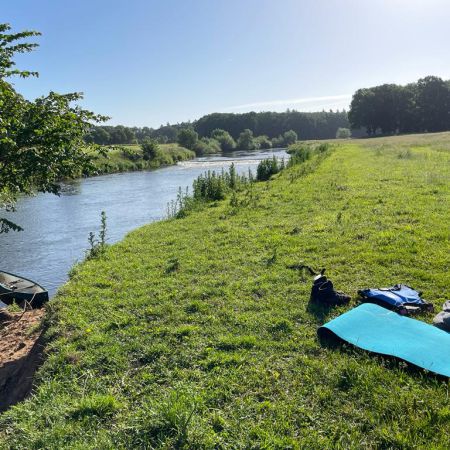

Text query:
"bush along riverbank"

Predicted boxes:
[[166, 142, 328, 219], [1, 135, 449, 448], [83, 143, 195, 176]]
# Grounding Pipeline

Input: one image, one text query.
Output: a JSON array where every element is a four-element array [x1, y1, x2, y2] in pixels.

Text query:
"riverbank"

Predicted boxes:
[[1, 134, 449, 448], [87, 143, 196, 176]]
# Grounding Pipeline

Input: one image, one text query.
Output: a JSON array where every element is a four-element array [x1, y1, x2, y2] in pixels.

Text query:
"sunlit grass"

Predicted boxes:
[[0, 134, 449, 448]]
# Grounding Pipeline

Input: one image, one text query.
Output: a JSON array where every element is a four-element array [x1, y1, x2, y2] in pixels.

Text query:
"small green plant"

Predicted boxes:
[[166, 187, 192, 219], [150, 390, 198, 447], [269, 318, 294, 335], [70, 394, 121, 420], [165, 257, 180, 273], [6, 301, 22, 313], [229, 191, 239, 208], [86, 211, 108, 259]]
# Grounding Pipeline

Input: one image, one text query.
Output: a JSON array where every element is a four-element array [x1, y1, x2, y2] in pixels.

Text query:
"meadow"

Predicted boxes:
[[0, 133, 449, 449]]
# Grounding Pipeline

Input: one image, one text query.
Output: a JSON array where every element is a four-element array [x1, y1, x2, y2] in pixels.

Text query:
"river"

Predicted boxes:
[[0, 148, 288, 298]]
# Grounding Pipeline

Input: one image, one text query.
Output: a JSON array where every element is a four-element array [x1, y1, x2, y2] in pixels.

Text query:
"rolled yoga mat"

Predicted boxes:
[[318, 303, 450, 377]]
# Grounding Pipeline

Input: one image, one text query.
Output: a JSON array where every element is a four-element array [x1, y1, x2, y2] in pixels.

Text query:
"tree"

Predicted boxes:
[[156, 125, 178, 143], [177, 128, 198, 150], [156, 135, 168, 144], [237, 129, 256, 150], [349, 76, 450, 135], [349, 88, 378, 135], [416, 76, 450, 132], [141, 138, 160, 160], [283, 130, 298, 145], [336, 127, 351, 139], [0, 23, 107, 232], [85, 126, 110, 145], [210, 129, 236, 152], [110, 125, 131, 144], [254, 135, 272, 149]]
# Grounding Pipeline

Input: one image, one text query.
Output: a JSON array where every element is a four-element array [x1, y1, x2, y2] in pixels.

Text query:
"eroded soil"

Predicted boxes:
[[0, 309, 45, 411]]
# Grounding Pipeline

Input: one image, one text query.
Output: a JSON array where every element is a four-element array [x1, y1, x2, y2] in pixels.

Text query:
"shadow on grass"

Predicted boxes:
[[306, 297, 336, 323]]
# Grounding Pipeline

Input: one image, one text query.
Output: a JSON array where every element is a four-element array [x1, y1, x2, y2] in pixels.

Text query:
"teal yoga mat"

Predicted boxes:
[[318, 303, 450, 377]]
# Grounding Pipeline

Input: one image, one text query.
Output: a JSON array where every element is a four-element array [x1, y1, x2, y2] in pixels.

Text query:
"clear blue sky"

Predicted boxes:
[[4, 0, 450, 127]]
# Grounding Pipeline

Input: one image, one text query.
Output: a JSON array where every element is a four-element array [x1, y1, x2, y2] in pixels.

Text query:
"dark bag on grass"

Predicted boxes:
[[358, 284, 433, 315]]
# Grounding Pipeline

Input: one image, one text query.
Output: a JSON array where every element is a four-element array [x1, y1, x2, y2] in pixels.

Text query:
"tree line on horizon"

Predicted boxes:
[[84, 110, 352, 147], [84, 75, 450, 148], [349, 76, 450, 135]]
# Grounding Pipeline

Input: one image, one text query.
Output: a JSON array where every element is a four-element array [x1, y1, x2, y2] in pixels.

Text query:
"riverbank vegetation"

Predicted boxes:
[[85, 143, 195, 176], [1, 132, 448, 448], [174, 126, 300, 156]]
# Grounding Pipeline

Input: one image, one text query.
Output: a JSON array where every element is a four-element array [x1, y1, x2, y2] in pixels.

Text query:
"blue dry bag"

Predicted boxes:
[[358, 284, 433, 315]]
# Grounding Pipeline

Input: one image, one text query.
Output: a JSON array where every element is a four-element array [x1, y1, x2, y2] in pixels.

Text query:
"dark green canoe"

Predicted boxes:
[[0, 271, 49, 308]]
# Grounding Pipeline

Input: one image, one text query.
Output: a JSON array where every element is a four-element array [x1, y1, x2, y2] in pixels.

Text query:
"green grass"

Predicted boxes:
[[1, 134, 449, 448], [88, 143, 195, 175]]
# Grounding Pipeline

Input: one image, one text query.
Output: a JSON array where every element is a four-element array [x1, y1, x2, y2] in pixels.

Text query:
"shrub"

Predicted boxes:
[[193, 171, 227, 201], [287, 144, 312, 167], [256, 156, 282, 181], [255, 135, 272, 149], [141, 138, 160, 161], [121, 146, 142, 161], [193, 138, 221, 156], [211, 129, 236, 151]]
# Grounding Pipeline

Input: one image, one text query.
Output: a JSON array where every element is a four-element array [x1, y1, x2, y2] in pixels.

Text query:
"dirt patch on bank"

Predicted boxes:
[[0, 309, 45, 411]]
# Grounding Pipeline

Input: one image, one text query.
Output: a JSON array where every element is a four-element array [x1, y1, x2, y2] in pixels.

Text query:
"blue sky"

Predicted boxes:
[[4, 0, 450, 127]]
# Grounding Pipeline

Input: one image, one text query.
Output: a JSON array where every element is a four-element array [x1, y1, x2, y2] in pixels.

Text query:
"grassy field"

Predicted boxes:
[[88, 143, 195, 175], [1, 133, 449, 448]]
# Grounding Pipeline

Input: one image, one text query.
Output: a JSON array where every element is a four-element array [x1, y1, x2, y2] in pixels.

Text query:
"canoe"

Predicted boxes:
[[0, 271, 49, 308]]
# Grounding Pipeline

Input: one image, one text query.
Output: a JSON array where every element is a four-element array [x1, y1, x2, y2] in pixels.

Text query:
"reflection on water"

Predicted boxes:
[[58, 182, 82, 196], [0, 148, 288, 297]]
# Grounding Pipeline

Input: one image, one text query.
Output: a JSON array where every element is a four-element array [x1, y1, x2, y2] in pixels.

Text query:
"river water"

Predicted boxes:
[[0, 148, 287, 297]]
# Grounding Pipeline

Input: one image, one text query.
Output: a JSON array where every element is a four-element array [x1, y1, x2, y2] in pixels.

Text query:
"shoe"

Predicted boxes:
[[311, 278, 350, 306]]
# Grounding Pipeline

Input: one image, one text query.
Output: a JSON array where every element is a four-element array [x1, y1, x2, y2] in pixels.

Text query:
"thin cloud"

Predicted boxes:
[[225, 94, 352, 111]]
